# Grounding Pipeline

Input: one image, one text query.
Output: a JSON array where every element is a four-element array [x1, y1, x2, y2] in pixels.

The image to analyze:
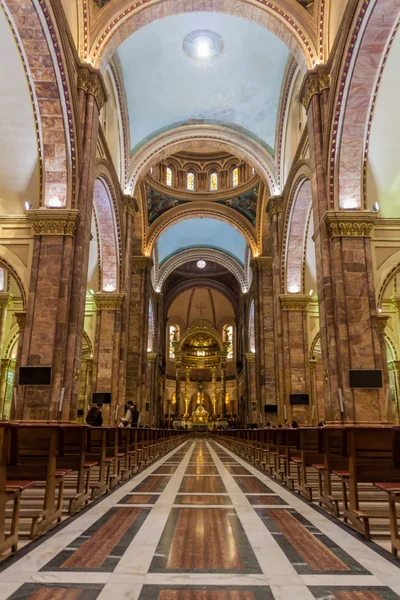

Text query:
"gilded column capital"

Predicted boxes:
[[14, 310, 26, 330], [132, 256, 154, 270], [323, 210, 377, 238], [309, 359, 317, 372], [245, 352, 256, 362], [250, 257, 273, 271], [77, 66, 107, 111], [388, 360, 400, 374], [392, 296, 400, 312], [0, 292, 13, 309], [377, 315, 389, 333], [266, 195, 284, 219], [29, 209, 81, 236], [122, 196, 139, 216], [300, 66, 330, 110], [147, 352, 157, 363], [94, 292, 125, 311], [1, 358, 15, 371], [279, 294, 310, 311]]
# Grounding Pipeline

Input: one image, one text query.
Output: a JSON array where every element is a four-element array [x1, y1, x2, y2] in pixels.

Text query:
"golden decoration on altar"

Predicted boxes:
[[192, 402, 209, 424]]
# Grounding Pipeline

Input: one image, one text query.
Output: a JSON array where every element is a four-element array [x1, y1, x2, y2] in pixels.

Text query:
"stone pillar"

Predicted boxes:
[[221, 362, 227, 417], [93, 293, 124, 424], [62, 66, 107, 421], [118, 197, 138, 410], [245, 351, 256, 424], [388, 360, 400, 424], [279, 295, 311, 424], [184, 366, 190, 417], [211, 366, 217, 416], [377, 314, 392, 422], [17, 211, 80, 420], [0, 293, 12, 357], [126, 256, 153, 413], [147, 352, 157, 426], [250, 257, 276, 416], [301, 68, 386, 424], [175, 359, 181, 418], [267, 197, 285, 418], [0, 359, 15, 420]]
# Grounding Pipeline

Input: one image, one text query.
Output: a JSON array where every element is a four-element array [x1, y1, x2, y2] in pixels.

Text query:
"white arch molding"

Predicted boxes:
[[126, 125, 278, 198], [156, 248, 247, 293]]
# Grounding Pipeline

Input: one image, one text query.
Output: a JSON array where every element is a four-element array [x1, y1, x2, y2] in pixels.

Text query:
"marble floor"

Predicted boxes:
[[2, 440, 400, 599]]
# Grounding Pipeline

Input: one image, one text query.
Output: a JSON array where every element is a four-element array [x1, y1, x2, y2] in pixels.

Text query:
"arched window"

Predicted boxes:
[[147, 301, 154, 352], [223, 324, 234, 359], [210, 171, 218, 191], [0, 267, 4, 292], [166, 166, 172, 187], [249, 301, 255, 353], [169, 324, 180, 358], [232, 167, 239, 187], [187, 171, 195, 191]]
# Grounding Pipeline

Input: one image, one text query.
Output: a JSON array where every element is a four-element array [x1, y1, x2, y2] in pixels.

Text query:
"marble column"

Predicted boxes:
[[220, 362, 227, 418], [245, 352, 256, 424], [10, 311, 26, 420], [0, 293, 12, 358], [301, 67, 386, 424], [92, 293, 124, 424], [126, 256, 153, 413], [175, 359, 182, 418], [0, 359, 15, 420], [388, 360, 400, 424], [279, 295, 311, 425], [267, 197, 285, 419], [211, 366, 217, 416], [377, 314, 392, 422], [147, 352, 157, 426], [62, 66, 107, 422], [184, 367, 190, 417]]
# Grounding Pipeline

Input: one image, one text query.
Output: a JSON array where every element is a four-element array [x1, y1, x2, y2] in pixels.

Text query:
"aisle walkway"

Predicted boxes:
[[2, 440, 400, 599]]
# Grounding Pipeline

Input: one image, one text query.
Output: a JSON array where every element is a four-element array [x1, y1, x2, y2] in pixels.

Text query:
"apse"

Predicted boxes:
[[157, 218, 247, 265]]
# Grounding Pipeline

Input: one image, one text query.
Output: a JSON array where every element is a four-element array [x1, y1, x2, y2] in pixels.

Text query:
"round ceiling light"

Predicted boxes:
[[183, 30, 223, 61], [197, 260, 206, 269]]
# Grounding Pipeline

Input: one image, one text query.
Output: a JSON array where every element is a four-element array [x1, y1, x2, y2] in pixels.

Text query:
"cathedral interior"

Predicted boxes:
[[2, 0, 400, 598]]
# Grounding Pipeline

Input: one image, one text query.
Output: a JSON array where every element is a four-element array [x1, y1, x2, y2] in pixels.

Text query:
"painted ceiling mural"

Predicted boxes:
[[146, 185, 187, 226], [216, 185, 258, 226]]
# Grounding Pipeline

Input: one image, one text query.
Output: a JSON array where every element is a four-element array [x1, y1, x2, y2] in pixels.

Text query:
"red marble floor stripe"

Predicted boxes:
[[332, 593, 384, 600], [267, 510, 350, 571], [166, 508, 243, 570], [127, 495, 154, 503], [138, 476, 169, 492], [62, 508, 141, 568], [159, 591, 255, 600], [29, 589, 82, 600], [185, 466, 219, 474], [236, 477, 270, 493], [182, 477, 223, 493], [179, 495, 227, 505]]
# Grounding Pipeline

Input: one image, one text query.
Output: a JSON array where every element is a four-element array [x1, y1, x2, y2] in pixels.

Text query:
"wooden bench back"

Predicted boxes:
[[347, 427, 400, 483]]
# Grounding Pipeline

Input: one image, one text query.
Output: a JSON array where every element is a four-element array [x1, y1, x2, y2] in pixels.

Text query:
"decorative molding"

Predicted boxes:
[[77, 65, 107, 111], [250, 257, 273, 271], [245, 352, 256, 362], [266, 195, 284, 218], [147, 352, 157, 363], [93, 0, 110, 7], [29, 209, 81, 236], [388, 360, 400, 374], [14, 311, 26, 331], [323, 210, 377, 237], [377, 315, 389, 333], [279, 294, 310, 310], [299, 66, 330, 110], [94, 292, 125, 310], [391, 296, 400, 313], [122, 196, 138, 215], [132, 256, 153, 270], [0, 293, 13, 310]]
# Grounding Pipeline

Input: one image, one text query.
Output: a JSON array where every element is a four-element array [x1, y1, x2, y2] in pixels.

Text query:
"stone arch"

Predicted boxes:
[[1, 0, 76, 208], [146, 202, 258, 258], [89, 0, 317, 72], [127, 125, 277, 198], [284, 176, 312, 294], [156, 248, 247, 293], [0, 251, 28, 308], [92, 172, 121, 292], [331, 0, 400, 210]]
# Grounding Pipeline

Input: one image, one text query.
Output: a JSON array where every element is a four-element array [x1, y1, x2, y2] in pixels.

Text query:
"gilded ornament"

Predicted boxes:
[[77, 67, 107, 111], [29, 209, 81, 236], [131, 256, 153, 270], [392, 296, 400, 312], [250, 257, 273, 271], [0, 293, 13, 310], [147, 352, 157, 363], [377, 315, 389, 333], [245, 352, 256, 362], [122, 196, 138, 215], [300, 69, 330, 110], [94, 293, 125, 311], [279, 294, 310, 311], [14, 311, 26, 330], [267, 196, 284, 217], [323, 211, 376, 238]]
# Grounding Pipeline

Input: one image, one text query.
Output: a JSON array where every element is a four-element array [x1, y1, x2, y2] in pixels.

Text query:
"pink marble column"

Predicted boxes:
[[301, 68, 386, 423], [92, 293, 125, 424]]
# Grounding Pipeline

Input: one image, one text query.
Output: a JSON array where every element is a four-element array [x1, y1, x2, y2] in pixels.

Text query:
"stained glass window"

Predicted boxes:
[[210, 171, 218, 191], [166, 167, 172, 187], [187, 171, 195, 191], [169, 324, 179, 358], [223, 325, 233, 359], [232, 167, 239, 187]]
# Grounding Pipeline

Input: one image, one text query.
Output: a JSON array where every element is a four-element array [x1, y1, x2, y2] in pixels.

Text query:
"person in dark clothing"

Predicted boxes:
[[291, 420, 299, 429], [120, 401, 139, 427], [86, 403, 103, 426]]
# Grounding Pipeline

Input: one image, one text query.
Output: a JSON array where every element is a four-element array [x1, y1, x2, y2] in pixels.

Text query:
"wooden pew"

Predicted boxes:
[[290, 427, 324, 501], [313, 426, 348, 517], [85, 426, 115, 499]]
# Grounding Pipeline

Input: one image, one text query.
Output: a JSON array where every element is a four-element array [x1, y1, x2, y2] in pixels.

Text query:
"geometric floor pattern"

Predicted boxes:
[[2, 440, 400, 599]]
